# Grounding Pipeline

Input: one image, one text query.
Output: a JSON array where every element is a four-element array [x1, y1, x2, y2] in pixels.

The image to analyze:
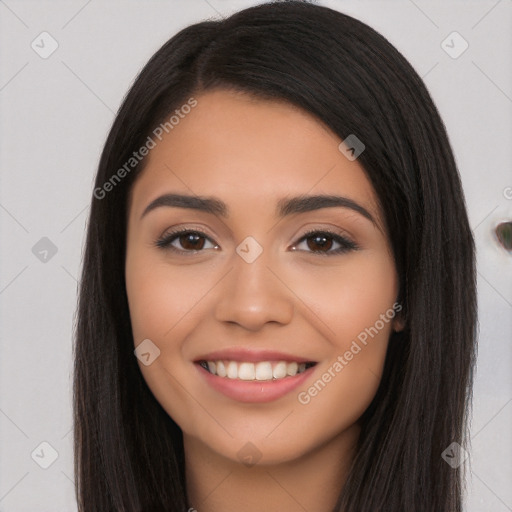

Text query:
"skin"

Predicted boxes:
[[125, 89, 403, 511]]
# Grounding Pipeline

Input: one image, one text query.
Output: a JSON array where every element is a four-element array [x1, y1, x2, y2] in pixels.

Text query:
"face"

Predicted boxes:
[[125, 89, 402, 466]]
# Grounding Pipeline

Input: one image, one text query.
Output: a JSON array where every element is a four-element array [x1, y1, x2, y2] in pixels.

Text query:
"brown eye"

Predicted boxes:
[[177, 232, 206, 250], [306, 233, 334, 252], [155, 229, 218, 253], [292, 229, 358, 255]]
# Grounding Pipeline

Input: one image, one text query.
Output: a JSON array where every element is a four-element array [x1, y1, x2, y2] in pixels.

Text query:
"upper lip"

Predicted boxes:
[[194, 348, 316, 364]]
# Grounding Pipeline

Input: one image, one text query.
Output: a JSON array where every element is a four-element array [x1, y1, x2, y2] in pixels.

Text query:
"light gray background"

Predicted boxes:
[[0, 0, 511, 510]]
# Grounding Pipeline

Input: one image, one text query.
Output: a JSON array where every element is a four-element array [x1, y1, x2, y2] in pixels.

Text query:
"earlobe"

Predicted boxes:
[[392, 311, 406, 332], [392, 302, 406, 332], [392, 315, 406, 332]]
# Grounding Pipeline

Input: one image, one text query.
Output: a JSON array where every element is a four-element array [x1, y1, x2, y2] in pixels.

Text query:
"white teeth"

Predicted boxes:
[[287, 362, 298, 376], [238, 362, 255, 380], [216, 361, 227, 377], [202, 360, 313, 380], [255, 362, 273, 381], [227, 361, 238, 379], [273, 361, 287, 379]]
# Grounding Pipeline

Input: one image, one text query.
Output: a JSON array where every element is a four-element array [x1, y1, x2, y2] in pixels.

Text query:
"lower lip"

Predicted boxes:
[[195, 363, 316, 403]]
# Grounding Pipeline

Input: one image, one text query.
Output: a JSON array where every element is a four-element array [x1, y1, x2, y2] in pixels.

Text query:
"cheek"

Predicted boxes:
[[289, 251, 398, 428], [125, 251, 216, 433], [125, 253, 206, 343], [286, 250, 399, 346]]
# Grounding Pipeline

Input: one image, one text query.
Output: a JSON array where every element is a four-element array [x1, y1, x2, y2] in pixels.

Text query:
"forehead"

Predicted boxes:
[[128, 89, 382, 225]]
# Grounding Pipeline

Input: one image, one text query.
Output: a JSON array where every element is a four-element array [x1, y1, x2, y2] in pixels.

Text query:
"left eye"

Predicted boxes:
[[291, 230, 358, 255], [154, 229, 358, 255]]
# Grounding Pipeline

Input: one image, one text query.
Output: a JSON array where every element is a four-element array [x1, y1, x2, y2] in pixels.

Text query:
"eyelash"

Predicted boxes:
[[154, 227, 359, 256]]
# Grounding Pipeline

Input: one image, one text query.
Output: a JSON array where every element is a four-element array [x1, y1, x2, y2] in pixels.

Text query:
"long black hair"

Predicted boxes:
[[73, 1, 477, 510]]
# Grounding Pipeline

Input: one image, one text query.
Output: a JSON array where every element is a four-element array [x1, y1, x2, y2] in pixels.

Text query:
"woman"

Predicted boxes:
[[73, 1, 477, 510]]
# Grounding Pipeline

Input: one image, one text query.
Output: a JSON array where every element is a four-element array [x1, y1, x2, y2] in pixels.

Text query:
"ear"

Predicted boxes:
[[392, 315, 405, 332], [391, 302, 405, 332]]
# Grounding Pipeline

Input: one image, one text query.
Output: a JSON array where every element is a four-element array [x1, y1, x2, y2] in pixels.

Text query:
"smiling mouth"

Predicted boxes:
[[197, 360, 317, 381]]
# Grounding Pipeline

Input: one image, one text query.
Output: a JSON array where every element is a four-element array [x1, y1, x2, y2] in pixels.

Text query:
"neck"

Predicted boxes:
[[184, 422, 360, 512]]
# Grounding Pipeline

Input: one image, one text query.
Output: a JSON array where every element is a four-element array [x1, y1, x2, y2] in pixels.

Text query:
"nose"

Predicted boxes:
[[214, 244, 294, 332]]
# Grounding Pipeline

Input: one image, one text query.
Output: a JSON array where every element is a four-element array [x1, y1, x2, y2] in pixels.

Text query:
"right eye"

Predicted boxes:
[[154, 229, 219, 254]]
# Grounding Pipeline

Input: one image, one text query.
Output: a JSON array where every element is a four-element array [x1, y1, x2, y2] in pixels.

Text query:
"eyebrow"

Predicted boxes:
[[140, 193, 376, 225]]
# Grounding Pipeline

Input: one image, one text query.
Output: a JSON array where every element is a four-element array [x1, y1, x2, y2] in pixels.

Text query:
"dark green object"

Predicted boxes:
[[496, 222, 512, 251]]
